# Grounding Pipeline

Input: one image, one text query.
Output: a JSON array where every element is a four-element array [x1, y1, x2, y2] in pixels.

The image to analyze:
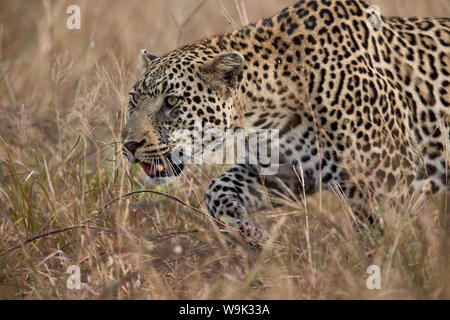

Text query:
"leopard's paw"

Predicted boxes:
[[240, 222, 270, 248]]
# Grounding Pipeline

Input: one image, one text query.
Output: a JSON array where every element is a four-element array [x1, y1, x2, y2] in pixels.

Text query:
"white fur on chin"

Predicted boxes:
[[146, 175, 178, 186]]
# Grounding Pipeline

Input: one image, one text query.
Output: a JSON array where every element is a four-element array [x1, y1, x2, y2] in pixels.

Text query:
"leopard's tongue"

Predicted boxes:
[[140, 163, 157, 176]]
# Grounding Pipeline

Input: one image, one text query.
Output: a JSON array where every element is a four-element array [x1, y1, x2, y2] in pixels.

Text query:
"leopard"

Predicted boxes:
[[121, 0, 449, 245]]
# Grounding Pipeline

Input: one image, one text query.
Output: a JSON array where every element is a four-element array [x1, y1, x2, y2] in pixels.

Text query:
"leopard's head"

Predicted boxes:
[[121, 48, 244, 185]]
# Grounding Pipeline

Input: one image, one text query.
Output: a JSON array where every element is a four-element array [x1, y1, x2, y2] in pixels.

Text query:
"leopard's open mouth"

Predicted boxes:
[[139, 153, 185, 179]]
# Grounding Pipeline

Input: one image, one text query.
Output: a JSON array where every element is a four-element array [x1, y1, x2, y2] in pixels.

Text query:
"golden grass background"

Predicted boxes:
[[0, 0, 449, 299]]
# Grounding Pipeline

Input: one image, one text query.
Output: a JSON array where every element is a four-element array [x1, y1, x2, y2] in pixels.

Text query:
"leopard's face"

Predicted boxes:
[[121, 49, 244, 185]]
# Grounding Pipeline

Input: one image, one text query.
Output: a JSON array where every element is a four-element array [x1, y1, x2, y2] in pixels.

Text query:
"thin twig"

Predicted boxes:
[[1, 189, 210, 256], [2, 225, 94, 256]]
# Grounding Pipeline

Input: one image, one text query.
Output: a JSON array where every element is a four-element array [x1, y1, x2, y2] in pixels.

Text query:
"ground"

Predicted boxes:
[[0, 0, 448, 299]]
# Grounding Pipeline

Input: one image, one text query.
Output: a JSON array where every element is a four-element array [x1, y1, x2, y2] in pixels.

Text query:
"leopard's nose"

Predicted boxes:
[[123, 140, 145, 156]]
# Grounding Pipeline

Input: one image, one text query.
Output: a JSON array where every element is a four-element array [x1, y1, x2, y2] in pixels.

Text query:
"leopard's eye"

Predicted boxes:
[[165, 96, 179, 107], [128, 102, 136, 115]]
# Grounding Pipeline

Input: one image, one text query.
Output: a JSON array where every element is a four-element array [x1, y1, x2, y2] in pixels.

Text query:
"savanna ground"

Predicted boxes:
[[0, 0, 449, 300]]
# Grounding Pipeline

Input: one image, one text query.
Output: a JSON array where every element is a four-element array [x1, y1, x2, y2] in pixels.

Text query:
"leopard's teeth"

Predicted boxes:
[[157, 164, 165, 172]]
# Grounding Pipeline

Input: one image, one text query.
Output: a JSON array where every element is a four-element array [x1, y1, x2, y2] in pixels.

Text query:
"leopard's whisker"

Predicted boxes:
[[178, 155, 213, 183], [163, 156, 198, 204], [167, 156, 202, 204]]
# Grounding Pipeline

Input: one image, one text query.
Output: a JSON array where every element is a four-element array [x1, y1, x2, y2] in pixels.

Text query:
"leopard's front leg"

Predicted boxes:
[[205, 164, 271, 246]]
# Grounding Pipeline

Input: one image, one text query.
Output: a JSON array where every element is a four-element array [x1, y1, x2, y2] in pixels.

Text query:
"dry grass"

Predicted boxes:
[[0, 0, 449, 300]]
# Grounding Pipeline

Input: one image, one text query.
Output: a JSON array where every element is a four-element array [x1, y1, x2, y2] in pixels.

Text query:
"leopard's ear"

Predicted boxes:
[[137, 49, 158, 73], [201, 52, 244, 89]]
